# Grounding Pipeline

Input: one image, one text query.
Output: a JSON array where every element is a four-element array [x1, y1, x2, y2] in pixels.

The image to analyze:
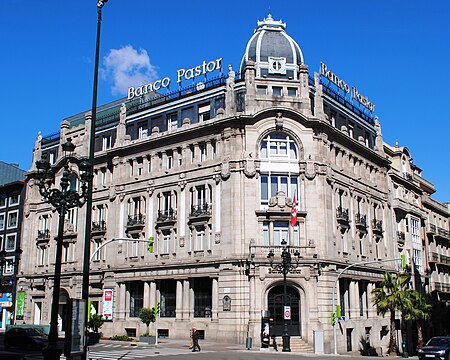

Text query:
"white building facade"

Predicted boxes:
[[17, 15, 449, 355]]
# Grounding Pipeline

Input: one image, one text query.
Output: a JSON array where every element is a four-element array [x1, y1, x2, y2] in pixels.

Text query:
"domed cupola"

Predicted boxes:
[[240, 14, 304, 80]]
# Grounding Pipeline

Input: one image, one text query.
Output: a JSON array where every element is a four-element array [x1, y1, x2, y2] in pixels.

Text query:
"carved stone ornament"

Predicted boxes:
[[275, 112, 283, 131], [243, 158, 256, 178], [223, 295, 231, 311], [305, 160, 317, 180], [221, 158, 231, 180], [268, 191, 295, 210], [109, 185, 117, 201], [215, 233, 221, 244], [178, 180, 187, 190]]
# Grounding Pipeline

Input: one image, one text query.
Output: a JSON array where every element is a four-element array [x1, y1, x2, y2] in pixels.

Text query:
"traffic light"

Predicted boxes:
[[331, 311, 337, 326], [147, 236, 154, 253], [152, 301, 160, 318], [335, 304, 341, 318]]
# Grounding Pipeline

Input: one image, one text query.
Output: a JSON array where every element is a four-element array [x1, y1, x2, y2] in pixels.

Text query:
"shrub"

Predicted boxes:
[[87, 314, 104, 333]]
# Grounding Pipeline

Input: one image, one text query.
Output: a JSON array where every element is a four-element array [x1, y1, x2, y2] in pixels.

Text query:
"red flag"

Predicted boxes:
[[291, 195, 297, 227]]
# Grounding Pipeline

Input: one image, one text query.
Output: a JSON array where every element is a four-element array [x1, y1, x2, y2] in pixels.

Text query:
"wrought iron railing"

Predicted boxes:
[[355, 213, 367, 227], [372, 219, 383, 232], [37, 229, 50, 240], [157, 209, 176, 222], [127, 214, 145, 226], [336, 206, 349, 222], [190, 203, 212, 217], [92, 221, 107, 232]]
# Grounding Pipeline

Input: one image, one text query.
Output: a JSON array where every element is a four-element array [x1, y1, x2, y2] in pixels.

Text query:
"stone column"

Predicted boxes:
[[150, 281, 157, 308], [182, 279, 190, 320], [212, 278, 219, 321], [118, 283, 126, 320], [176, 280, 183, 320], [143, 281, 151, 308]]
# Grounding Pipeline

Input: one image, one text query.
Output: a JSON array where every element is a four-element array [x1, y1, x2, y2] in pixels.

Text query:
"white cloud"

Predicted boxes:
[[102, 45, 158, 96]]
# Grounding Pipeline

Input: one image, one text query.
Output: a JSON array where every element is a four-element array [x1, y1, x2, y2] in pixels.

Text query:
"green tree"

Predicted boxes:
[[404, 291, 431, 349], [138, 302, 160, 335], [371, 272, 415, 355], [87, 314, 104, 333]]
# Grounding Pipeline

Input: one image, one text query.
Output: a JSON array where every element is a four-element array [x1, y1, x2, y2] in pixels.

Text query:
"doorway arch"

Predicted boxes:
[[268, 285, 301, 336]]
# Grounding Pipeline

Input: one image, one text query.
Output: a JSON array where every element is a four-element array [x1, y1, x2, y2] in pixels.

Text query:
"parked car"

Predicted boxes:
[[418, 336, 450, 360], [4, 327, 48, 350]]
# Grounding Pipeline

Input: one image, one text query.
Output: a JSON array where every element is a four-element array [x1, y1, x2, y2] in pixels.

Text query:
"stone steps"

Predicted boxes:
[[273, 336, 314, 353]]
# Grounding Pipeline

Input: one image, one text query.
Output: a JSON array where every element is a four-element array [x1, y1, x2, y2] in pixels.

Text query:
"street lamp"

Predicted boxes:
[[267, 239, 300, 352], [81, 1, 108, 359], [35, 138, 92, 360]]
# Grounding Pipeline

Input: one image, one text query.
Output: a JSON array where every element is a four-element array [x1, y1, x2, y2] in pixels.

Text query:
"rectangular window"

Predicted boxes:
[[211, 140, 216, 159], [166, 150, 173, 170], [167, 113, 178, 131], [0, 213, 5, 230], [273, 222, 289, 246], [287, 87, 297, 96], [9, 194, 20, 206], [339, 278, 349, 318], [93, 239, 103, 261], [5, 233, 16, 251], [102, 135, 112, 151], [263, 222, 269, 246], [272, 86, 282, 96], [160, 280, 176, 317], [0, 197, 6, 208], [260, 175, 299, 206], [128, 238, 140, 257], [198, 103, 211, 122], [3, 256, 14, 275], [38, 246, 47, 265], [348, 122, 354, 139], [200, 143, 207, 162], [257, 85, 267, 95], [193, 278, 212, 318], [138, 123, 148, 139], [7, 210, 19, 229], [128, 282, 144, 317], [195, 227, 205, 251], [161, 230, 170, 254]]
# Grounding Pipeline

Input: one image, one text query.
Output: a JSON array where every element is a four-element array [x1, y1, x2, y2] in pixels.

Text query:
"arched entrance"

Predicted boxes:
[[268, 285, 301, 336]]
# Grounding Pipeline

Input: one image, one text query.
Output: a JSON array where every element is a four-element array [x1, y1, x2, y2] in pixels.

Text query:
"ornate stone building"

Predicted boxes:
[[16, 14, 449, 354]]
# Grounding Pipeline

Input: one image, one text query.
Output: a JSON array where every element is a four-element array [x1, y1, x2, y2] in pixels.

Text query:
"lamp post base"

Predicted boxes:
[[282, 334, 291, 352], [42, 344, 63, 360]]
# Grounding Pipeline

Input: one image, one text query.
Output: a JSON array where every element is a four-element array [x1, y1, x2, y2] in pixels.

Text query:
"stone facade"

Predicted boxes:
[[16, 14, 449, 355]]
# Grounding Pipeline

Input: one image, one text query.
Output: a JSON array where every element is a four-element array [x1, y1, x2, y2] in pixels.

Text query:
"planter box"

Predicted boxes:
[[139, 336, 156, 344], [88, 332, 101, 345]]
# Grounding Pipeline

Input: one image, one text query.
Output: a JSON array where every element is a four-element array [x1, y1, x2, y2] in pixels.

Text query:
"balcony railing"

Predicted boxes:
[[157, 209, 176, 222], [372, 219, 383, 233], [438, 227, 450, 240], [433, 282, 450, 293], [92, 221, 107, 232], [355, 213, 367, 228], [127, 214, 145, 226], [37, 229, 50, 240], [429, 251, 439, 263], [190, 203, 212, 218], [336, 206, 349, 223], [249, 244, 317, 260], [426, 223, 437, 235]]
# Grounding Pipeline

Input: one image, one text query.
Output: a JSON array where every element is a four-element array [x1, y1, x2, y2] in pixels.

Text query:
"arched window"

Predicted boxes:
[[260, 133, 298, 160]]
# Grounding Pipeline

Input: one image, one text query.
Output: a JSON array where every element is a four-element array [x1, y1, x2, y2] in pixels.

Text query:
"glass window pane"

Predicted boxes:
[[280, 177, 288, 195], [290, 178, 298, 199], [263, 222, 269, 246], [270, 177, 278, 197], [261, 176, 268, 203], [260, 141, 267, 158]]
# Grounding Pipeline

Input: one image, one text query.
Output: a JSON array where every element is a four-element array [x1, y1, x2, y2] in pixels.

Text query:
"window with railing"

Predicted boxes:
[[128, 196, 146, 226], [260, 175, 298, 206], [157, 191, 176, 222]]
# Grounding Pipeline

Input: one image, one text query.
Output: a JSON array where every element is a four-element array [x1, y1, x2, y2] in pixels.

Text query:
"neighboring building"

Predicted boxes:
[[16, 14, 448, 355], [0, 161, 26, 330]]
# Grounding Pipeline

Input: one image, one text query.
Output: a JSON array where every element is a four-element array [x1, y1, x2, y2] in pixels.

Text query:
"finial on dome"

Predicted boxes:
[[257, 13, 286, 30]]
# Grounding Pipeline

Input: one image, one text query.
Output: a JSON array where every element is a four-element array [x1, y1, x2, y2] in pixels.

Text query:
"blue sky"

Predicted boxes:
[[1, 0, 449, 202]]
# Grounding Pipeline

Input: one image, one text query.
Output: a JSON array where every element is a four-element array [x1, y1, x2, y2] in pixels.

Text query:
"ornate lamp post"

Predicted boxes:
[[267, 239, 300, 352], [35, 138, 92, 360]]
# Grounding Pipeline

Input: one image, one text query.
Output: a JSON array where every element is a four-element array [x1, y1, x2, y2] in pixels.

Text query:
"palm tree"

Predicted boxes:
[[404, 291, 431, 349], [371, 272, 415, 355]]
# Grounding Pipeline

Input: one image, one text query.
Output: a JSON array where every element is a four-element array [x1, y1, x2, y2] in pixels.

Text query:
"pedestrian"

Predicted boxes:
[[191, 327, 201, 352]]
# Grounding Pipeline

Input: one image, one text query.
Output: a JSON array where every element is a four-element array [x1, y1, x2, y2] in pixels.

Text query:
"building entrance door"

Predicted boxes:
[[268, 285, 300, 336]]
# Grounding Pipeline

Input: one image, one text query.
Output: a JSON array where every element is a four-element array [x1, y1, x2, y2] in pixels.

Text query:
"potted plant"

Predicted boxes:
[[87, 314, 104, 344], [139, 302, 159, 344]]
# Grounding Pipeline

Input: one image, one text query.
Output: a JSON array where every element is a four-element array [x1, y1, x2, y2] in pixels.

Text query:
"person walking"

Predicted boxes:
[[191, 327, 201, 352]]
